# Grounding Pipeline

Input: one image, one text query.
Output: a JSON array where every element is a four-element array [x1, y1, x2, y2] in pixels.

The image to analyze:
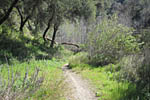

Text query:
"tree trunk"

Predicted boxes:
[[43, 22, 50, 41], [0, 0, 19, 25], [43, 10, 55, 41], [20, 16, 30, 32], [50, 24, 58, 48], [16, 6, 30, 32], [27, 20, 33, 31]]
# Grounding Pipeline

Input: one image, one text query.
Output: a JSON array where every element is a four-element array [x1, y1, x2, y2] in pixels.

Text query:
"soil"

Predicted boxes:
[[62, 64, 98, 100]]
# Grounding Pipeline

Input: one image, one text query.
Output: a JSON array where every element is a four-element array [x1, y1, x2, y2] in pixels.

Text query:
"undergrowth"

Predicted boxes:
[[0, 59, 66, 100], [0, 25, 72, 64], [0, 24, 73, 100], [69, 52, 148, 100]]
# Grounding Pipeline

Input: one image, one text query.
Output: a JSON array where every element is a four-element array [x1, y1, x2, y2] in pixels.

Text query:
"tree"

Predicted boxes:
[[109, 0, 150, 28], [16, 0, 43, 32], [50, 23, 59, 48], [41, 0, 96, 48], [0, 0, 19, 25], [0, 0, 96, 48]]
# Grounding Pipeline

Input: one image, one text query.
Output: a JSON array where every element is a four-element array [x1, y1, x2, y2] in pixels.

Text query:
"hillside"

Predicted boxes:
[[0, 0, 150, 100]]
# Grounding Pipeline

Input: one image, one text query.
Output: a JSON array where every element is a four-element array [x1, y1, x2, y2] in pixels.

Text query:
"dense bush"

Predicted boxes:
[[87, 15, 140, 65], [69, 52, 89, 68], [117, 28, 150, 99], [119, 52, 150, 99]]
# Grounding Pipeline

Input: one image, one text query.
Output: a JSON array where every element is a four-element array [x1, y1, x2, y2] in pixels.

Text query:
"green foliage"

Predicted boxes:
[[0, 25, 69, 64], [0, 60, 66, 100], [0, 24, 71, 100], [95, 0, 115, 16], [87, 14, 141, 65], [69, 57, 137, 100], [63, 0, 96, 21], [1, 0, 150, 100], [69, 51, 150, 100], [119, 54, 150, 99], [140, 28, 150, 47], [69, 52, 89, 68]]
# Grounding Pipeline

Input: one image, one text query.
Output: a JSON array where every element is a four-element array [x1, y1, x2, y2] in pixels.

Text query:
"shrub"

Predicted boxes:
[[87, 14, 140, 65], [69, 52, 89, 68], [0, 66, 44, 100], [119, 51, 150, 99]]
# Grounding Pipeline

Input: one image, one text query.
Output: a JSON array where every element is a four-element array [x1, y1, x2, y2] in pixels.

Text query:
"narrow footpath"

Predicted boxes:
[[62, 64, 98, 100]]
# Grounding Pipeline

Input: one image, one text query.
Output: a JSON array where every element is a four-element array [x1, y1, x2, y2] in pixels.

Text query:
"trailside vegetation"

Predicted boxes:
[[0, 0, 150, 100]]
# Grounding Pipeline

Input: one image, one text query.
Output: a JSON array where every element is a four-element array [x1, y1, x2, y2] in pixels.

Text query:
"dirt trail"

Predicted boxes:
[[62, 64, 98, 100]]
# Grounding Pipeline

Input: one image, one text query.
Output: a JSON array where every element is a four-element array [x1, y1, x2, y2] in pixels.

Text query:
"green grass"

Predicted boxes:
[[70, 63, 137, 100], [0, 59, 66, 100], [69, 53, 137, 100], [0, 24, 74, 100]]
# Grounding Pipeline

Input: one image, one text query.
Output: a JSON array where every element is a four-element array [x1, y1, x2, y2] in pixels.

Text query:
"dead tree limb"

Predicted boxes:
[[61, 42, 79, 48], [44, 37, 79, 48]]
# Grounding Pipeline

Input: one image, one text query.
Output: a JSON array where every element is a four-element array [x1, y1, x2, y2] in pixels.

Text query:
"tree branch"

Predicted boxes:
[[0, 0, 19, 25], [16, 6, 23, 20], [16, 6, 31, 32]]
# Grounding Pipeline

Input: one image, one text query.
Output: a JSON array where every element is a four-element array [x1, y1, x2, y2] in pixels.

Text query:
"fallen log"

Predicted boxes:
[[61, 42, 79, 48], [44, 37, 79, 48]]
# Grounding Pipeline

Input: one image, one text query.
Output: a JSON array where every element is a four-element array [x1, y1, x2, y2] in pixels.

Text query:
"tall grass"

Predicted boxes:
[[0, 59, 66, 100]]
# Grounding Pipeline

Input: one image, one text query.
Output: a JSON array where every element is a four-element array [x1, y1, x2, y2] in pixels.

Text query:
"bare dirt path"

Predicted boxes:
[[62, 64, 98, 100]]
